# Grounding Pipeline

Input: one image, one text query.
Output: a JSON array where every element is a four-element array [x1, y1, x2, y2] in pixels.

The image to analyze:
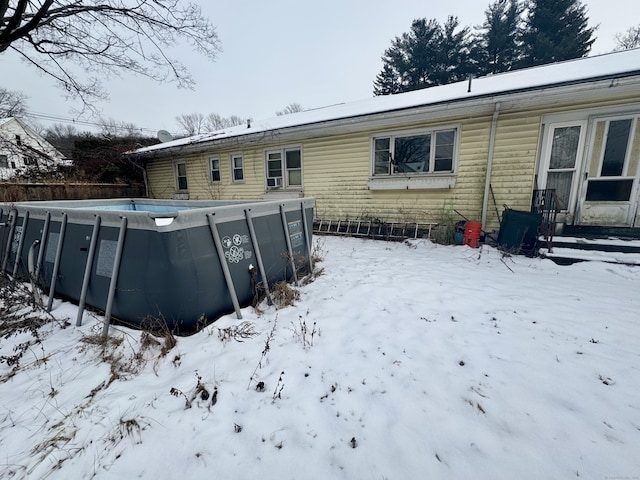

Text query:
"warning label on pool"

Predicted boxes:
[[222, 234, 252, 263], [287, 220, 304, 248]]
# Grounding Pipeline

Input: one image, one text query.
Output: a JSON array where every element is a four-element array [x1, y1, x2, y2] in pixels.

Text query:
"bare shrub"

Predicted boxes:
[[290, 313, 318, 349], [139, 314, 177, 357], [271, 281, 300, 309], [215, 321, 258, 344], [0, 274, 67, 377]]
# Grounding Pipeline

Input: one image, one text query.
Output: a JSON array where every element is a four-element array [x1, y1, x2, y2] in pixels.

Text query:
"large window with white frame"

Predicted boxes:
[[372, 126, 458, 176], [174, 160, 188, 191], [230, 153, 244, 182], [265, 147, 302, 189], [209, 156, 221, 183]]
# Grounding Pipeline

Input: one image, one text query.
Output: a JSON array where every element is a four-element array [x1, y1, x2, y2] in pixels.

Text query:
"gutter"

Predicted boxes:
[[481, 103, 501, 229]]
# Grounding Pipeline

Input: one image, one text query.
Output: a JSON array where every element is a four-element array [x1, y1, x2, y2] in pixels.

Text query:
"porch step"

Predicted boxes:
[[540, 236, 640, 266], [561, 225, 640, 240], [550, 236, 640, 254]]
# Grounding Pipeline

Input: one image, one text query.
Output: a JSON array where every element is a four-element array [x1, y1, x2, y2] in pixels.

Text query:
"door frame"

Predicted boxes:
[[575, 113, 640, 227], [537, 120, 588, 225]]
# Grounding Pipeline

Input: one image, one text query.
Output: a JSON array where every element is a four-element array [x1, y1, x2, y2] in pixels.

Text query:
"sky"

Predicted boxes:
[[0, 0, 637, 136], [1, 235, 639, 479]]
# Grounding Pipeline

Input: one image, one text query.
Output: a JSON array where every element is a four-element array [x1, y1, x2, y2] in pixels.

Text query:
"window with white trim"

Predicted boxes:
[[174, 160, 188, 191], [231, 153, 244, 182], [0, 155, 8, 169], [372, 127, 458, 176], [265, 147, 302, 189], [209, 156, 221, 182]]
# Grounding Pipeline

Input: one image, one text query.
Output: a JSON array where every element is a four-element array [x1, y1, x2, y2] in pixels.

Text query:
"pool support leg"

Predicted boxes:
[[300, 204, 313, 273], [76, 215, 101, 327], [47, 213, 68, 312], [280, 204, 299, 287], [207, 213, 243, 320], [102, 217, 127, 338], [12, 210, 29, 277], [244, 208, 272, 304], [2, 210, 17, 273], [35, 212, 51, 281]]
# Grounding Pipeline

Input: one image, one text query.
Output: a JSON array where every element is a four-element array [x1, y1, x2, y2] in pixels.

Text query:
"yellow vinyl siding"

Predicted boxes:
[[146, 158, 177, 199], [144, 90, 640, 231], [301, 117, 492, 223]]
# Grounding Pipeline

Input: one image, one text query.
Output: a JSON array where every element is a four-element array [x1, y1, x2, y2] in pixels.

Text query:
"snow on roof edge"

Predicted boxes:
[[132, 48, 640, 156]]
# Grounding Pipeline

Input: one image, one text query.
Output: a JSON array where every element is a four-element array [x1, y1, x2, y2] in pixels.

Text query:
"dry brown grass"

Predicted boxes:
[[271, 281, 300, 309]]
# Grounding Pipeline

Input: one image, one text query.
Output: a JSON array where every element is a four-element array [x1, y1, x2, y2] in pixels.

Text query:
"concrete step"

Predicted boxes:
[[549, 236, 640, 254], [540, 236, 640, 265]]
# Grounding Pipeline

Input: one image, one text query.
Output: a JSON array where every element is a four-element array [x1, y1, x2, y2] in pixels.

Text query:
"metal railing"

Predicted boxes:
[[531, 189, 560, 252]]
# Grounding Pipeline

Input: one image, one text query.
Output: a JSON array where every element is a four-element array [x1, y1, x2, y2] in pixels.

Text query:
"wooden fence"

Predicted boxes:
[[0, 182, 146, 203]]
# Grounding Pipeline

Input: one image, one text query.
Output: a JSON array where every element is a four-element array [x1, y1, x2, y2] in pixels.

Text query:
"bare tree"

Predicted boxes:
[[614, 26, 640, 51], [0, 87, 28, 117], [276, 103, 304, 116], [44, 122, 80, 158], [99, 117, 144, 138], [176, 112, 206, 135], [204, 112, 246, 131], [0, 1, 221, 107]]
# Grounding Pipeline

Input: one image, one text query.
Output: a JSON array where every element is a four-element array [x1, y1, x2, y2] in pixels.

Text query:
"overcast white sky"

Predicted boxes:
[[0, 0, 636, 135]]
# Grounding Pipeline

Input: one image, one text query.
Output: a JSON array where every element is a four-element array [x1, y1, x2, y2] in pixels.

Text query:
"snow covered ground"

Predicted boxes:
[[1, 236, 639, 480]]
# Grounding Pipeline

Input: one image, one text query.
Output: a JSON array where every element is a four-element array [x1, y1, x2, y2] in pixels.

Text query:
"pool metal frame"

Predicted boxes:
[[0, 197, 314, 335]]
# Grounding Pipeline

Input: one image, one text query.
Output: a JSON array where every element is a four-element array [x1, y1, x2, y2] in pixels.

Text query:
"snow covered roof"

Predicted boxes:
[[0, 117, 16, 128], [132, 48, 640, 156]]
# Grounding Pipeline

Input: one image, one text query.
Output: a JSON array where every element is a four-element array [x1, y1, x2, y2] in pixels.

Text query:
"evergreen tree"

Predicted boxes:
[[373, 64, 401, 95], [438, 17, 473, 83], [373, 16, 472, 95], [520, 0, 596, 67], [473, 0, 523, 75]]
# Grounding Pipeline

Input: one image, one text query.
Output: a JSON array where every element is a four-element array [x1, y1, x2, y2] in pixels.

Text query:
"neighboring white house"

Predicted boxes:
[[0, 117, 66, 179]]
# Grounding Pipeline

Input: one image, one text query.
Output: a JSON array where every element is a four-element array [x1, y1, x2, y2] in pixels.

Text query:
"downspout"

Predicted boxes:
[[481, 102, 501, 228]]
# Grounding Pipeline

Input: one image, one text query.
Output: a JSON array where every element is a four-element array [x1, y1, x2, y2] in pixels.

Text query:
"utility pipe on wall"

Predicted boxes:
[[481, 103, 501, 229]]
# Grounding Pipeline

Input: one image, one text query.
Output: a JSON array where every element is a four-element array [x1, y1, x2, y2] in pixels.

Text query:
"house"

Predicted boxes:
[[128, 49, 640, 236], [0, 117, 66, 179]]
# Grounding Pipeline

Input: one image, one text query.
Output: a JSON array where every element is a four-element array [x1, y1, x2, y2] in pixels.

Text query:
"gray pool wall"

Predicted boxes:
[[0, 198, 315, 332]]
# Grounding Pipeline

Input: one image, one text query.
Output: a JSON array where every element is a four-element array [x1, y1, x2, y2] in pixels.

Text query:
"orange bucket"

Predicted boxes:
[[463, 221, 482, 248]]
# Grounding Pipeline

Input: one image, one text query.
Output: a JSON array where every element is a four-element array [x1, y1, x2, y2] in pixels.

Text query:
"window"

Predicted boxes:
[[174, 161, 188, 191], [231, 153, 244, 182], [210, 156, 221, 182], [0, 155, 8, 169], [372, 127, 457, 176], [584, 116, 639, 203], [601, 119, 632, 177], [265, 147, 302, 189], [15, 134, 21, 146], [545, 125, 582, 210], [23, 156, 37, 166]]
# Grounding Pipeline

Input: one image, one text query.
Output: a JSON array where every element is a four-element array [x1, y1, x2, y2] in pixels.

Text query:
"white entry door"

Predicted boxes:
[[577, 115, 640, 227], [539, 121, 587, 224]]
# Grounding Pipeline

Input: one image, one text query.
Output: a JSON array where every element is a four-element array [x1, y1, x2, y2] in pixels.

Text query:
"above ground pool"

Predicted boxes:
[[0, 198, 314, 333]]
